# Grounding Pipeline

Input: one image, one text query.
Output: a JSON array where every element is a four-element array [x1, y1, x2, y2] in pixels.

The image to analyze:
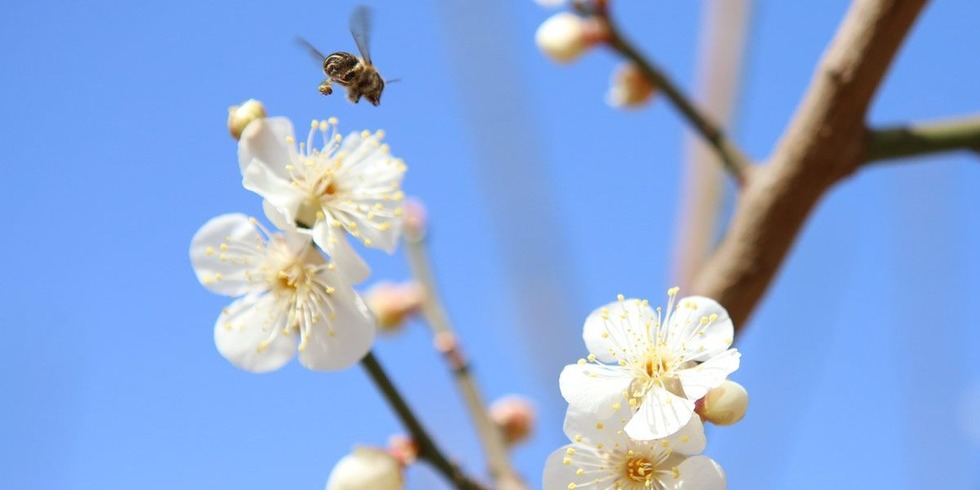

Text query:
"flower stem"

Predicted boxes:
[[405, 233, 527, 489], [360, 352, 488, 490], [587, 4, 752, 184]]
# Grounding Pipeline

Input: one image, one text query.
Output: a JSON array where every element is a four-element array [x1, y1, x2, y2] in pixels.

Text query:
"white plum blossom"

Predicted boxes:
[[190, 213, 375, 372], [238, 116, 406, 283], [325, 447, 404, 490], [560, 289, 740, 440], [544, 406, 726, 490]]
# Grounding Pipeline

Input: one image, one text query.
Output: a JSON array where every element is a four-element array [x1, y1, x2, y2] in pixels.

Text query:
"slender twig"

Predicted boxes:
[[404, 233, 525, 489], [590, 5, 752, 184], [865, 114, 980, 164], [360, 352, 488, 490]]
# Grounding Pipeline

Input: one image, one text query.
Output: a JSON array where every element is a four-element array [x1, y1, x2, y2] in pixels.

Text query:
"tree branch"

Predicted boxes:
[[592, 5, 752, 184], [360, 352, 488, 490], [404, 232, 525, 489], [865, 114, 980, 163], [691, 0, 930, 332]]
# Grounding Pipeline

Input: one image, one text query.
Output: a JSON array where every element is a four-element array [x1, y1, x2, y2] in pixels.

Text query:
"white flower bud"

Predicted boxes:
[[325, 447, 404, 490], [489, 395, 537, 446], [696, 380, 748, 426], [535, 13, 602, 64], [227, 99, 267, 140], [364, 281, 426, 333], [606, 62, 656, 109]]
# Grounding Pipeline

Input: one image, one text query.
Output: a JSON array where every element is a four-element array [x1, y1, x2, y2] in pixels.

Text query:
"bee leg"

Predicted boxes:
[[318, 79, 333, 96]]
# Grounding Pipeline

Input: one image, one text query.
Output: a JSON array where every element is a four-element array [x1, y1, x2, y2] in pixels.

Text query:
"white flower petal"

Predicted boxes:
[[559, 363, 632, 420], [263, 199, 293, 230], [667, 296, 734, 362], [214, 293, 297, 373], [190, 213, 264, 296], [626, 387, 695, 441], [667, 456, 726, 490], [542, 444, 613, 490], [297, 284, 375, 371], [562, 405, 630, 448], [583, 298, 656, 364], [331, 132, 405, 252], [677, 349, 741, 401], [243, 158, 302, 218], [664, 415, 707, 456], [238, 116, 294, 174], [312, 220, 371, 284]]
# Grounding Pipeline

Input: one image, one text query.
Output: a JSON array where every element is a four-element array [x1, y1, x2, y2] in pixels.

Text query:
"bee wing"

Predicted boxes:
[[349, 5, 373, 65], [296, 36, 326, 65]]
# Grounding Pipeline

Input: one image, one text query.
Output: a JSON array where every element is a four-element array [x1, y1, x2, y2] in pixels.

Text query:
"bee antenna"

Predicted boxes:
[[384, 78, 402, 84]]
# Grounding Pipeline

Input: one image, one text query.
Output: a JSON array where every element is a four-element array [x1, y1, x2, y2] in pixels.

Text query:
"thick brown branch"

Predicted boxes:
[[866, 114, 980, 163], [691, 0, 929, 332]]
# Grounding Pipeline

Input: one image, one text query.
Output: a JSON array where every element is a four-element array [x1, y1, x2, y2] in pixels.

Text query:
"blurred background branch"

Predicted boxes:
[[673, 0, 754, 290]]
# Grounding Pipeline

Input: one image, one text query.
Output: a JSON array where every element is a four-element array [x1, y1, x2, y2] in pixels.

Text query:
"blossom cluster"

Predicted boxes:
[[544, 289, 746, 489], [191, 111, 406, 373]]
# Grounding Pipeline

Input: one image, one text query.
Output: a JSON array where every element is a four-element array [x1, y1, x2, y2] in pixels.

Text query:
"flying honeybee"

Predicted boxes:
[[298, 6, 389, 106]]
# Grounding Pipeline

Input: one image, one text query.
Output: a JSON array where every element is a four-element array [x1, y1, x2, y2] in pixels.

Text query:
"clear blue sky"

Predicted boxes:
[[2, 1, 979, 489]]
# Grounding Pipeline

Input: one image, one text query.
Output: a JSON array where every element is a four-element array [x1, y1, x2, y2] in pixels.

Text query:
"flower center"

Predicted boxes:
[[625, 456, 656, 483], [644, 354, 671, 379]]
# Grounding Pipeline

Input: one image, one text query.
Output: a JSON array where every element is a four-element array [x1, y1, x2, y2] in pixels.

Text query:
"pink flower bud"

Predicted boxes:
[[403, 198, 428, 241], [364, 281, 426, 333], [489, 395, 537, 446], [387, 435, 419, 466], [606, 62, 656, 109]]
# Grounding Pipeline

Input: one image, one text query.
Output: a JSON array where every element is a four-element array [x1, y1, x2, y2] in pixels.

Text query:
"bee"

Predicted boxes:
[[298, 6, 387, 106]]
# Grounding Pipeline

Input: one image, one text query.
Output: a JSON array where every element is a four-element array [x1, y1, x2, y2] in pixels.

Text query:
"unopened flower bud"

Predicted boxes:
[[227, 99, 267, 140], [387, 435, 419, 466], [535, 13, 608, 64], [489, 395, 537, 446], [325, 447, 404, 490], [695, 380, 748, 426], [364, 281, 426, 333], [606, 62, 656, 109], [403, 198, 428, 241]]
